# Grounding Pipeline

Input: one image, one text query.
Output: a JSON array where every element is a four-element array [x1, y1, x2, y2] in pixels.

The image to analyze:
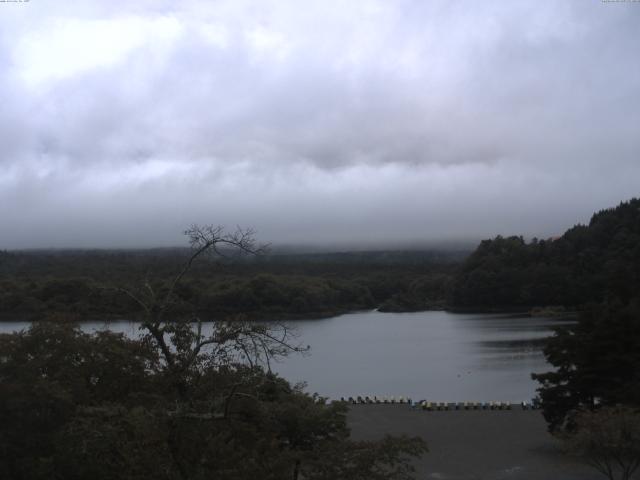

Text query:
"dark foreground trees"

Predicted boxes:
[[0, 322, 425, 480], [532, 301, 640, 432], [0, 226, 426, 479]]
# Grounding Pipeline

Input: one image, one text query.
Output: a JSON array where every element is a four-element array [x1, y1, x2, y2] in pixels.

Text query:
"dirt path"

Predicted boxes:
[[347, 405, 603, 480]]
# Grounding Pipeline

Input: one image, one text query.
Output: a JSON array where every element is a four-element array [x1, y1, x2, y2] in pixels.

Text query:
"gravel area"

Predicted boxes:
[[347, 405, 603, 480]]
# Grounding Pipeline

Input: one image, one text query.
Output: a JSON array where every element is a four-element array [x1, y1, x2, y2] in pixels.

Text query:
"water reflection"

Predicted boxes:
[[274, 311, 573, 402]]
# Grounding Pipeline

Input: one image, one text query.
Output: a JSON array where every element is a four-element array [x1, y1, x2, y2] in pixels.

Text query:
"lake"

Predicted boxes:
[[0, 310, 572, 402]]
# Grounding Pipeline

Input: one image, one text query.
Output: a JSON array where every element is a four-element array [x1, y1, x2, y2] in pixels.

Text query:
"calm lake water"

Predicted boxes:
[[0, 310, 572, 402]]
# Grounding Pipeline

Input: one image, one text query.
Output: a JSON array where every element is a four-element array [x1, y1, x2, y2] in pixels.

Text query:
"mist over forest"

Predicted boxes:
[[1, 1, 639, 249]]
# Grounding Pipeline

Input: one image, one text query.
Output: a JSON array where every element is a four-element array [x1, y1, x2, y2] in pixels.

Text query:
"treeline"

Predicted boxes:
[[0, 249, 465, 320], [3, 198, 638, 319], [450, 198, 640, 310]]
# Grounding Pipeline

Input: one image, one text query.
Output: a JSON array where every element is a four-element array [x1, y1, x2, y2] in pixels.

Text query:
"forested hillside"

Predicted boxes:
[[451, 198, 640, 309], [0, 249, 464, 320]]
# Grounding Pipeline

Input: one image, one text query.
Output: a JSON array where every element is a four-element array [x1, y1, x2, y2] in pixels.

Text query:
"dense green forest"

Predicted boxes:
[[0, 249, 464, 320], [451, 198, 640, 310]]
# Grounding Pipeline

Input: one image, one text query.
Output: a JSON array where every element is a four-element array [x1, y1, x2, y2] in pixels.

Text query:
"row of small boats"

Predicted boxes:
[[340, 396, 410, 404], [340, 396, 539, 410], [417, 401, 524, 410]]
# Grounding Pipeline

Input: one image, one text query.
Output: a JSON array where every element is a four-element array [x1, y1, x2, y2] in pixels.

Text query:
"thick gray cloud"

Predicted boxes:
[[0, 0, 639, 248]]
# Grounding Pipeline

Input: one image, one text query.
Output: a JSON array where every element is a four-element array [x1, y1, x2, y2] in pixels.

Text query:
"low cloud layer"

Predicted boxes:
[[1, 1, 639, 248]]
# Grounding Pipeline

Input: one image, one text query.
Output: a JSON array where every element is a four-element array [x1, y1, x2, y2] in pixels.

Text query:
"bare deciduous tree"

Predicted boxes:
[[117, 225, 306, 391]]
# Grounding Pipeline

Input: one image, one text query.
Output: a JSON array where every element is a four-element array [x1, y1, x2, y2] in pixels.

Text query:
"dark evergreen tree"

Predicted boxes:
[[532, 301, 640, 432]]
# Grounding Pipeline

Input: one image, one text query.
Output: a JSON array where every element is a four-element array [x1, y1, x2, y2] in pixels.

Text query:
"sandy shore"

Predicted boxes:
[[347, 405, 602, 480]]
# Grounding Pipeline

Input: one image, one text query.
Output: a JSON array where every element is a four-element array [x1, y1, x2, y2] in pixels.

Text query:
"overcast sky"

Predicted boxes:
[[1, 0, 639, 249]]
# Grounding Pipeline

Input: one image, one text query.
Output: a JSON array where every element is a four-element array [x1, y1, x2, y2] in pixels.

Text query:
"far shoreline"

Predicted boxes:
[[0, 305, 579, 323]]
